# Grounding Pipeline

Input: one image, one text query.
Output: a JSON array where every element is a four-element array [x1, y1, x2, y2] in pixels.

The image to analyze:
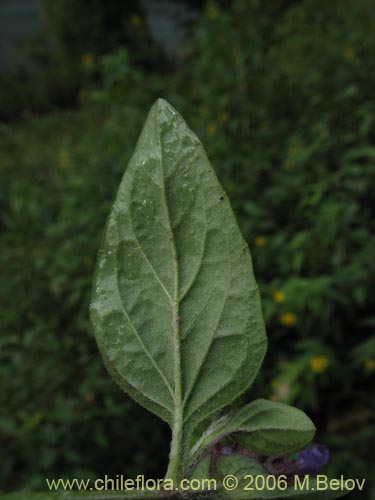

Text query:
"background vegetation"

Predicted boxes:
[[0, 0, 374, 498]]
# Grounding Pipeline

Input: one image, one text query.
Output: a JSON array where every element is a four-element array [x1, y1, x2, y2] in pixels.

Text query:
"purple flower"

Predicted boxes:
[[296, 444, 330, 475], [221, 446, 233, 456]]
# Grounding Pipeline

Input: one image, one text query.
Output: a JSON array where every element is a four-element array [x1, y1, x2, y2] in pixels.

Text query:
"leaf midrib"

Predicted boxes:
[[156, 115, 181, 407], [156, 110, 184, 478]]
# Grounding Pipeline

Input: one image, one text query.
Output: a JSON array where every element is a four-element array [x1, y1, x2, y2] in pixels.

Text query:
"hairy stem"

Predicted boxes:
[[165, 401, 183, 481]]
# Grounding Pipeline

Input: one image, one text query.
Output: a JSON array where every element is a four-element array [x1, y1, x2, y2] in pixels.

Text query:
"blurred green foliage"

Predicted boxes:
[[0, 0, 374, 498], [0, 0, 158, 120]]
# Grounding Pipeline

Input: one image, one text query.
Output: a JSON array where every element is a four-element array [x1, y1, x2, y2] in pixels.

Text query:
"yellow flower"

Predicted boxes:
[[78, 89, 88, 101], [254, 236, 267, 247], [131, 14, 143, 28], [218, 112, 230, 123], [364, 358, 375, 372], [270, 381, 291, 402], [270, 394, 281, 402], [287, 144, 300, 157], [82, 53, 94, 67], [280, 312, 297, 327], [206, 123, 217, 136], [343, 47, 355, 60], [84, 392, 95, 403], [272, 290, 285, 303], [310, 356, 329, 373], [284, 158, 296, 171], [206, 3, 219, 20], [58, 149, 70, 169], [284, 140, 302, 170]]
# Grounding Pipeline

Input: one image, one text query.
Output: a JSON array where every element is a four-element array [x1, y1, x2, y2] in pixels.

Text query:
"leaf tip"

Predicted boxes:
[[151, 98, 179, 122], [154, 97, 173, 109]]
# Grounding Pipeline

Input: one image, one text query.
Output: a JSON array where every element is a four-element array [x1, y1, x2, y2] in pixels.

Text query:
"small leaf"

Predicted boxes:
[[216, 453, 268, 483], [188, 399, 315, 466], [90, 99, 267, 471], [189, 455, 212, 480], [231, 399, 316, 455]]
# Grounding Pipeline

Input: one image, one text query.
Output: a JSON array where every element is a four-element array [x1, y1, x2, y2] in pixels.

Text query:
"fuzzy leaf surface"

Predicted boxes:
[[90, 99, 267, 435], [231, 399, 316, 455], [188, 399, 316, 466]]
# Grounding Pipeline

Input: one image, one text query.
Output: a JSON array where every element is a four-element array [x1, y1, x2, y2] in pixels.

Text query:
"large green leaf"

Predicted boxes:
[[90, 99, 267, 464], [91, 99, 266, 424], [188, 399, 316, 467]]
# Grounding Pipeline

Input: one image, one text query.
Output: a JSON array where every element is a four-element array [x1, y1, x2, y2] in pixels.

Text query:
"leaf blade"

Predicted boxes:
[[90, 99, 267, 438], [188, 399, 316, 466], [231, 399, 316, 455]]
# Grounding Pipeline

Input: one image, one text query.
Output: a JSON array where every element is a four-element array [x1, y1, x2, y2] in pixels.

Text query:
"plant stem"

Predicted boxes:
[[165, 287, 183, 481], [165, 402, 183, 482]]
